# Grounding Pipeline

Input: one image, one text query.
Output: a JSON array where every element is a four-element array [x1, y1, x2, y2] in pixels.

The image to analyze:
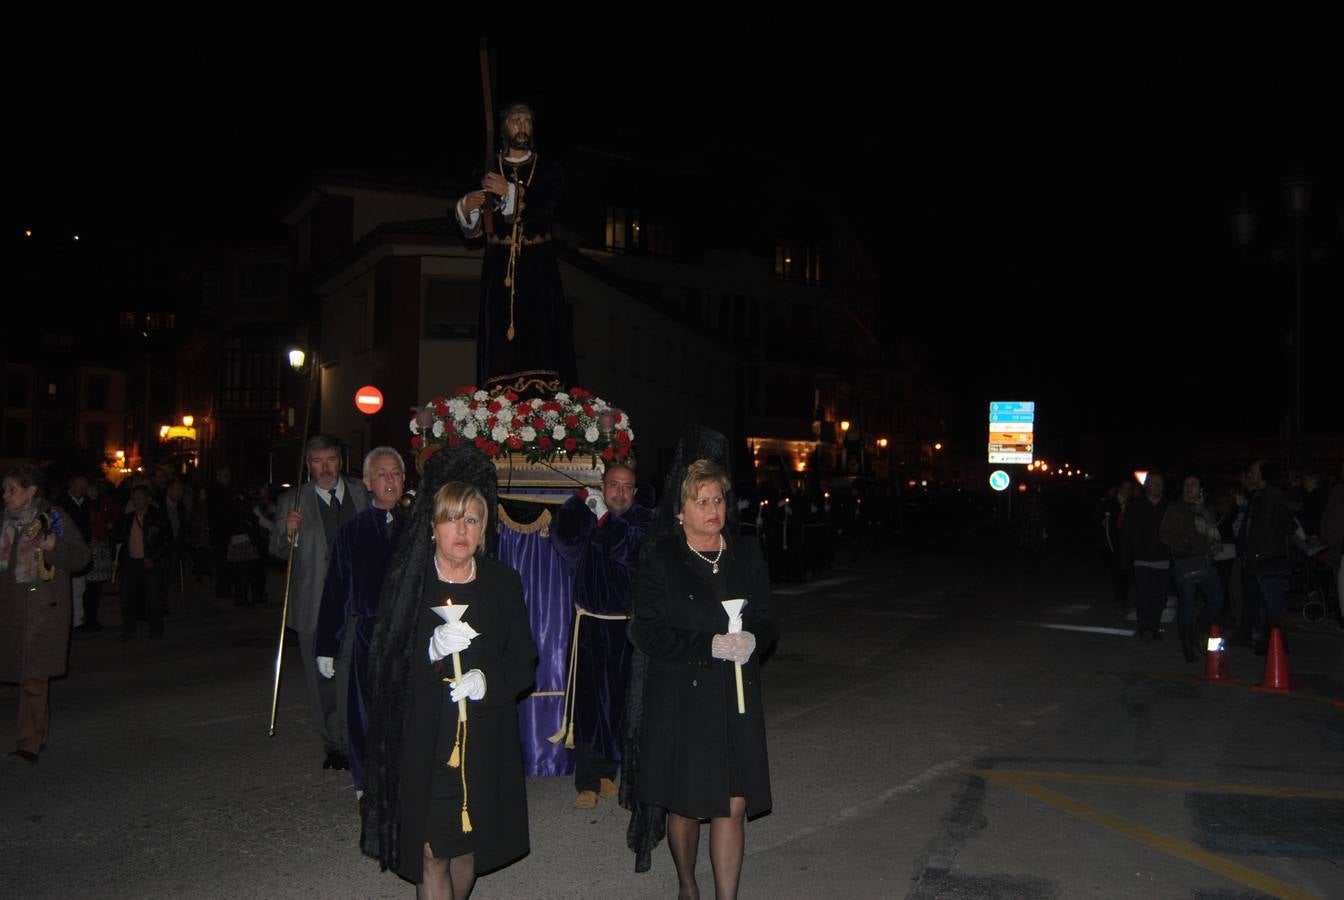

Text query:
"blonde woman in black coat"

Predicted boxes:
[[630, 458, 777, 900]]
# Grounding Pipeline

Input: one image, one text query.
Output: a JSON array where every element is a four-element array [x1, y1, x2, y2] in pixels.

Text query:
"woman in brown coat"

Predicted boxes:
[[1, 462, 91, 763]]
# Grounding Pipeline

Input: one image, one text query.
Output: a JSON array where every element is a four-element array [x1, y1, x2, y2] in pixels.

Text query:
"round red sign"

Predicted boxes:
[[354, 385, 384, 415]]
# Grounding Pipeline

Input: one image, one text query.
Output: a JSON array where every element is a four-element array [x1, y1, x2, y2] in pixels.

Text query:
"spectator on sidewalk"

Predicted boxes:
[[1160, 475, 1225, 662], [1121, 472, 1169, 640]]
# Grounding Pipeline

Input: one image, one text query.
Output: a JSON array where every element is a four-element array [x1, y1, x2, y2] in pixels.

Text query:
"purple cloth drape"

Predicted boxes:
[[497, 518, 575, 778]]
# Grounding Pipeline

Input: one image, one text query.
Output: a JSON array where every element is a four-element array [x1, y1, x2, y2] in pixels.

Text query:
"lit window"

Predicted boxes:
[[48, 383, 57, 398]]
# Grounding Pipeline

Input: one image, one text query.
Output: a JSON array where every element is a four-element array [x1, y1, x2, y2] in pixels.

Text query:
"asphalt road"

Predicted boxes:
[[3, 536, 1341, 899]]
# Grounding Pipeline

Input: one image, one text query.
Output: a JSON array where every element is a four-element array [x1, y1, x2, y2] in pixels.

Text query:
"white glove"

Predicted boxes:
[[450, 668, 487, 702], [428, 621, 476, 662], [581, 488, 608, 521], [317, 656, 335, 679], [711, 632, 756, 665]]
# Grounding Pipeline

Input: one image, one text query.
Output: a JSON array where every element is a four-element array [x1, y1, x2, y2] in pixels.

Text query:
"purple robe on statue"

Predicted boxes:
[[551, 495, 652, 766], [315, 504, 405, 791]]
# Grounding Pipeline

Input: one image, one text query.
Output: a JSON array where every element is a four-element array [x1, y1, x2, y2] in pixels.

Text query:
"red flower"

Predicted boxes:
[[617, 430, 631, 445], [431, 396, 446, 406], [486, 441, 500, 455], [616, 444, 630, 459], [448, 436, 461, 446], [542, 401, 562, 412], [488, 400, 502, 413], [455, 386, 477, 396], [507, 436, 523, 450], [563, 437, 577, 452], [564, 415, 579, 427], [486, 416, 498, 429], [474, 436, 487, 449], [570, 387, 590, 398], [436, 404, 449, 418], [469, 400, 479, 410], [539, 436, 552, 449], [512, 416, 523, 428], [581, 404, 594, 417], [504, 391, 519, 402], [602, 446, 615, 461], [532, 417, 546, 430], [410, 436, 423, 449]]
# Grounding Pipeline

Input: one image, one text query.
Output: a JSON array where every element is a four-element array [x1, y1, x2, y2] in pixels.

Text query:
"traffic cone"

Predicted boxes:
[[1252, 627, 1291, 694], [1203, 625, 1228, 683]]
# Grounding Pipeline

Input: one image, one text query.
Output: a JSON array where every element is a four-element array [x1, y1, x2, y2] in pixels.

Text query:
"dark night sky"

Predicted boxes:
[[11, 6, 1344, 461]]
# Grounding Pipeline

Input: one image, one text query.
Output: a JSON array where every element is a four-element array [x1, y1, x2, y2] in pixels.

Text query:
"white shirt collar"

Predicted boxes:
[[318, 480, 345, 504]]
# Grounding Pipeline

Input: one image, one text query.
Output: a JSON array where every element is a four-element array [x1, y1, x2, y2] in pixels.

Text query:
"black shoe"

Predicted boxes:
[[8, 750, 38, 764]]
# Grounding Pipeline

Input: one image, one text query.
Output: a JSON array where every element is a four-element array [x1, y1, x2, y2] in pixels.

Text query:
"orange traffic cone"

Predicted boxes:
[[1203, 624, 1228, 683], [1252, 627, 1291, 694]]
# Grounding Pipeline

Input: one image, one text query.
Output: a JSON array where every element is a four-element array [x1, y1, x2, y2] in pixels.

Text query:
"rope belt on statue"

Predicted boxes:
[[497, 154, 539, 344], [548, 603, 632, 750], [486, 233, 551, 246]]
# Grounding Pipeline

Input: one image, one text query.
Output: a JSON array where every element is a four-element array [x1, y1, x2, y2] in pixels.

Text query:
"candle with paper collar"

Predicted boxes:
[[721, 599, 747, 714]]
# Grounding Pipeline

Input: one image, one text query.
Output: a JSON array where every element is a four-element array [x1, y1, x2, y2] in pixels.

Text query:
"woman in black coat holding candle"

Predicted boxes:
[[623, 428, 777, 900]]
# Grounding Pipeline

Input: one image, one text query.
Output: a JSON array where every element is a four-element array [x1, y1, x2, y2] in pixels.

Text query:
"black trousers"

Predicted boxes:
[[120, 559, 164, 637], [573, 739, 617, 793]]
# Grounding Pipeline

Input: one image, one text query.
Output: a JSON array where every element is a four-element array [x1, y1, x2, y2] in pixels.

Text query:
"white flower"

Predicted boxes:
[[552, 424, 567, 440], [473, 390, 489, 402], [531, 398, 543, 409], [462, 423, 478, 439], [584, 426, 599, 442], [473, 405, 489, 422], [623, 427, 635, 443], [543, 408, 559, 422], [448, 398, 469, 419], [519, 426, 536, 442], [554, 392, 569, 402], [431, 420, 445, 438], [491, 425, 509, 443], [409, 420, 420, 435]]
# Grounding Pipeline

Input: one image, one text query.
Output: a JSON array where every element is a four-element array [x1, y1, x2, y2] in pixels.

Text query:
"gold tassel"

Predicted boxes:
[[563, 719, 575, 750], [461, 806, 473, 833], [448, 740, 461, 769], [547, 722, 567, 745], [459, 719, 472, 832], [506, 324, 515, 341], [504, 275, 513, 288]]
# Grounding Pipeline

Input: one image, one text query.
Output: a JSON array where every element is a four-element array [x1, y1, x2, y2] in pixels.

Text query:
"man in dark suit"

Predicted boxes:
[[270, 434, 369, 770], [57, 474, 93, 627]]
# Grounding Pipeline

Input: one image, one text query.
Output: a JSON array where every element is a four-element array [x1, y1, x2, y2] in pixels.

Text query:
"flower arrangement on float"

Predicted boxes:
[[409, 386, 634, 468]]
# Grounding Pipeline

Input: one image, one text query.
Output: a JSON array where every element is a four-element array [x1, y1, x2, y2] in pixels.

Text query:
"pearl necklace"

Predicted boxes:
[[435, 554, 477, 584], [686, 534, 725, 574]]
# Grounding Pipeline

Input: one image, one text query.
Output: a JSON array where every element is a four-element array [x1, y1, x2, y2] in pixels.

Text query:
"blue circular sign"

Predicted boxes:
[[989, 470, 1011, 492]]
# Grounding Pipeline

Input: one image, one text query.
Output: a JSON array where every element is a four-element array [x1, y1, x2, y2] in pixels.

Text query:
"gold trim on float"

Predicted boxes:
[[497, 507, 552, 534]]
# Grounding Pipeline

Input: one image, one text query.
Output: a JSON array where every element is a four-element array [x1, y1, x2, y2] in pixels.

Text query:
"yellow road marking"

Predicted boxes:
[[974, 770, 1324, 900]]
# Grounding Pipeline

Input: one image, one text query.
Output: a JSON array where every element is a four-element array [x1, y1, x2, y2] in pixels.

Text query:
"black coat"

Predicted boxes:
[[113, 508, 172, 567], [630, 534, 777, 820], [396, 557, 537, 881]]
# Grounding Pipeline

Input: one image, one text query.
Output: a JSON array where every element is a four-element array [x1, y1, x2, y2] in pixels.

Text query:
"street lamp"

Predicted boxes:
[[288, 348, 306, 371], [181, 415, 194, 428]]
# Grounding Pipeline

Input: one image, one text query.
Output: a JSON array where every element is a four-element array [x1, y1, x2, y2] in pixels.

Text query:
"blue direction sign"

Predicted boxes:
[[989, 470, 1011, 492], [988, 400, 1035, 464]]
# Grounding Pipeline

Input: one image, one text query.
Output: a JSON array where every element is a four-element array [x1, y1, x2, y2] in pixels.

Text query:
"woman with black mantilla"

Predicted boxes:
[[362, 448, 537, 899], [622, 429, 778, 900]]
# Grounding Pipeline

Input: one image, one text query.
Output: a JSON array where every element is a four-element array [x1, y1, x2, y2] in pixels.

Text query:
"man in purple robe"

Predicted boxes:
[[552, 464, 652, 809], [315, 447, 408, 795]]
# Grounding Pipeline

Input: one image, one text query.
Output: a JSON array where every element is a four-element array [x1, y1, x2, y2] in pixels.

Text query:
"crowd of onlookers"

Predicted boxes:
[[1096, 459, 1344, 661], [53, 465, 281, 638]]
